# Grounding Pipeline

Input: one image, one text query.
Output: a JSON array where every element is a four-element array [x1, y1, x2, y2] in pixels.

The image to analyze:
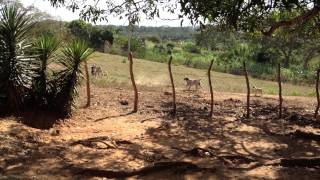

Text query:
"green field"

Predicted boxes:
[[89, 52, 315, 97]]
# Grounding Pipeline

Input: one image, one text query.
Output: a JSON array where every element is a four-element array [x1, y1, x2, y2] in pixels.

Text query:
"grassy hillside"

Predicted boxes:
[[89, 52, 315, 97]]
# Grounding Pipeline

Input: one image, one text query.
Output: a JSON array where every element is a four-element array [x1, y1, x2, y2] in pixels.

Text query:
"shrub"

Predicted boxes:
[[114, 36, 146, 58], [183, 43, 201, 54], [145, 35, 161, 43]]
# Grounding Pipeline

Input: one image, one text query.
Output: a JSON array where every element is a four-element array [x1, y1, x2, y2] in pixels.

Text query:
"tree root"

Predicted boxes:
[[70, 136, 133, 149], [172, 146, 320, 169], [72, 161, 215, 178]]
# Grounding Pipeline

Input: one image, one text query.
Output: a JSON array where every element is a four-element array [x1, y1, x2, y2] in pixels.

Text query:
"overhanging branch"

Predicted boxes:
[[262, 5, 320, 36]]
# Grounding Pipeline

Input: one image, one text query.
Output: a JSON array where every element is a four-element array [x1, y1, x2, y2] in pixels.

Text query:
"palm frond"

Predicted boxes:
[[32, 35, 60, 107], [53, 40, 94, 116], [0, 4, 37, 112]]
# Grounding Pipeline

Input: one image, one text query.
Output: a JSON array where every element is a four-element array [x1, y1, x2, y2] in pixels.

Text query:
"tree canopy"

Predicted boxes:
[[179, 0, 320, 35], [47, 0, 320, 36]]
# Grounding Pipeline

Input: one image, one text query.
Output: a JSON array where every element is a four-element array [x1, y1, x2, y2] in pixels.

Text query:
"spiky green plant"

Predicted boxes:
[[0, 4, 37, 113], [54, 40, 94, 116], [32, 35, 59, 106]]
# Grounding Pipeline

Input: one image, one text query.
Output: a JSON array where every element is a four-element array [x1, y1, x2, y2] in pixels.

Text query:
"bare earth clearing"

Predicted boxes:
[[1, 84, 320, 179]]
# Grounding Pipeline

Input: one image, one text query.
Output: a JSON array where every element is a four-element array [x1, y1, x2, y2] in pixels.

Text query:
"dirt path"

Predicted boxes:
[[1, 86, 320, 179]]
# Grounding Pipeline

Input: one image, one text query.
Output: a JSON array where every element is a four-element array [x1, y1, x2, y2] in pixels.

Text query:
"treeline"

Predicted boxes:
[[114, 25, 196, 40], [28, 9, 320, 85], [30, 19, 114, 52], [195, 25, 320, 84]]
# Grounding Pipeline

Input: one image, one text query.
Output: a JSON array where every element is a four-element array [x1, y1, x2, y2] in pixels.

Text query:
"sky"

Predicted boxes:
[[21, 0, 192, 27]]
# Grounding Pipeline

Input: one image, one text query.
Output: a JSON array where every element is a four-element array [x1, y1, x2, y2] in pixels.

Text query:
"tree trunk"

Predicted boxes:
[[278, 63, 283, 118], [303, 49, 318, 70], [129, 52, 138, 113], [168, 55, 176, 116], [303, 59, 309, 70], [284, 55, 290, 68], [84, 61, 91, 108], [243, 61, 250, 118], [315, 69, 320, 119], [208, 59, 214, 117]]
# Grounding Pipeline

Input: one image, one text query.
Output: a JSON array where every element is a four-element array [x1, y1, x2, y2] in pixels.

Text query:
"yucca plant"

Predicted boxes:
[[0, 4, 37, 113], [32, 35, 59, 107], [54, 40, 94, 116]]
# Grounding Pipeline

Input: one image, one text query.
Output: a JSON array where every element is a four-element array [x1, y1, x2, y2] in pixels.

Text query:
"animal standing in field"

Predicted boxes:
[[95, 66, 103, 76], [90, 64, 96, 76], [91, 64, 103, 77], [252, 86, 263, 96], [184, 77, 201, 91]]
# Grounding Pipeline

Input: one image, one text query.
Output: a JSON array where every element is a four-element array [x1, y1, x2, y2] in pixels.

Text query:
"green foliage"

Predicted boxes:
[[232, 43, 252, 62], [67, 20, 114, 51], [118, 26, 196, 41], [67, 19, 90, 41], [32, 35, 60, 107], [153, 44, 165, 52], [54, 40, 94, 116], [0, 4, 37, 112], [182, 42, 201, 54], [0, 4, 97, 117], [90, 26, 114, 50], [179, 0, 319, 35], [30, 19, 73, 42], [145, 35, 161, 43], [166, 43, 174, 50], [111, 35, 146, 58]]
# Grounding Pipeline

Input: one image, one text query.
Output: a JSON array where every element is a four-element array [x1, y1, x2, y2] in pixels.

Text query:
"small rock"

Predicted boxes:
[[193, 94, 201, 98], [164, 91, 172, 96], [119, 100, 129, 106], [49, 129, 60, 136]]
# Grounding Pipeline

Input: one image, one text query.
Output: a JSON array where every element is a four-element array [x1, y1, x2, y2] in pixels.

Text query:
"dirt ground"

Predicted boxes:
[[1, 85, 320, 179]]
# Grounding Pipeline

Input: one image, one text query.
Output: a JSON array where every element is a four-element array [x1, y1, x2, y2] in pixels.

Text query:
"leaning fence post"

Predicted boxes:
[[315, 69, 320, 119], [243, 61, 250, 118], [208, 59, 214, 117], [168, 55, 176, 116]]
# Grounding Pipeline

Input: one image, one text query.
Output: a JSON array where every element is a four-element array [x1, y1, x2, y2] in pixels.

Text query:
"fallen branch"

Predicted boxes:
[[70, 137, 134, 149]]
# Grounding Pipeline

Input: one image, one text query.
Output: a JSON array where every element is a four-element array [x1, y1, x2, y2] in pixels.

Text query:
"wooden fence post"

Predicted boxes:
[[168, 55, 176, 116], [129, 52, 138, 113], [208, 59, 214, 117], [278, 63, 283, 118], [243, 61, 250, 118], [315, 69, 320, 119]]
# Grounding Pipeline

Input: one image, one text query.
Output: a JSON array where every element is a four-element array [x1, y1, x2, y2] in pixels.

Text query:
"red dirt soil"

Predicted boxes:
[[1, 86, 320, 179]]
